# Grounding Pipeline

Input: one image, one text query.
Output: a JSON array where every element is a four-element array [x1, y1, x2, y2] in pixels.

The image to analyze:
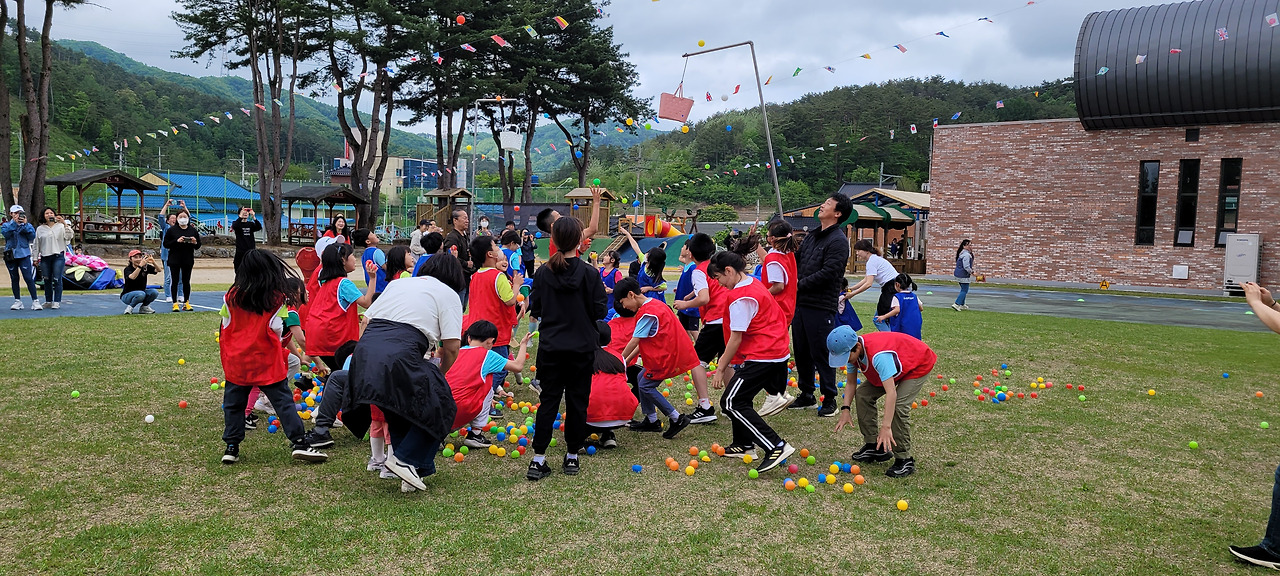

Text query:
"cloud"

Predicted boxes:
[[44, 0, 1137, 129]]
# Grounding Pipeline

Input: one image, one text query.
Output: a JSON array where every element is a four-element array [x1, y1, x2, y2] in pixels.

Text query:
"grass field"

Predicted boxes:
[[1, 303, 1277, 575]]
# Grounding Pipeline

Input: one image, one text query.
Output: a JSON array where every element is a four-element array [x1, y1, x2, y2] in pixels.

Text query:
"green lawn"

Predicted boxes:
[[1, 304, 1277, 575]]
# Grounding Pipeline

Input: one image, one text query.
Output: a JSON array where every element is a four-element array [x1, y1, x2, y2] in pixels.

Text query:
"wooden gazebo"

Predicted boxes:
[[283, 185, 369, 244], [45, 169, 157, 245], [417, 188, 472, 235]]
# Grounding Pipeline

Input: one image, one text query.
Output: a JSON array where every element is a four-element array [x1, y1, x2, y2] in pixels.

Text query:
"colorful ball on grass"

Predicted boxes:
[[632, 464, 643, 473], [844, 463, 855, 474], [442, 448, 455, 458], [742, 454, 753, 464], [454, 453, 465, 462], [1261, 422, 1270, 429], [586, 446, 597, 455], [178, 358, 185, 365], [1188, 441, 1198, 449], [496, 447, 507, 457], [267, 425, 278, 433], [949, 378, 957, 385], [1078, 395, 1087, 401], [1257, 391, 1265, 398], [144, 414, 155, 423], [787, 463, 799, 474], [806, 455, 816, 465], [797, 478, 809, 488], [996, 392, 1006, 401], [843, 483, 854, 493], [1223, 373, 1230, 379], [1004, 370, 1012, 376], [459, 446, 469, 455], [829, 464, 839, 474], [854, 474, 865, 485], [685, 466, 696, 476], [1001, 363, 1008, 370], [748, 469, 759, 479], [784, 480, 796, 491], [698, 450, 708, 459], [1030, 392, 1038, 399], [211, 384, 219, 391], [941, 385, 949, 391], [897, 500, 909, 511]]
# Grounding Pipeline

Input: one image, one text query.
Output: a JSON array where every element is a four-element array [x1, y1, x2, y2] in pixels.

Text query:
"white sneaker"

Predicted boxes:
[[30, 301, 42, 311], [759, 393, 796, 417], [383, 454, 426, 491], [11, 300, 23, 310], [960, 305, 970, 310], [139, 305, 156, 314], [367, 457, 386, 472], [951, 303, 963, 311], [49, 302, 59, 309], [165, 296, 173, 303], [400, 481, 420, 493], [253, 396, 276, 415], [124, 305, 135, 315]]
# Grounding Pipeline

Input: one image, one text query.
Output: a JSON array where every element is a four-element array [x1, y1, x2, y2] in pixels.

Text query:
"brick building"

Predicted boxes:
[[927, 0, 1279, 291]]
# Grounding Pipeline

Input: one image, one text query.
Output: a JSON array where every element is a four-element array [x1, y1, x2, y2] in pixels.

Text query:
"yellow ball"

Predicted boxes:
[[445, 443, 455, 451], [304, 397, 315, 407], [797, 478, 809, 488], [685, 466, 695, 476], [488, 445, 498, 455], [698, 40, 706, 47], [496, 447, 506, 457], [681, 126, 689, 134], [843, 483, 854, 493], [508, 435, 519, 444], [742, 454, 753, 464], [1037, 377, 1045, 383], [686, 398, 694, 405], [215, 337, 220, 343], [829, 464, 839, 474], [1029, 383, 1037, 389], [700, 455, 710, 462], [590, 433, 599, 441], [466, 145, 473, 151], [300, 411, 311, 420], [178, 359, 185, 365], [896, 499, 909, 511], [1148, 389, 1156, 396], [825, 475, 836, 484]]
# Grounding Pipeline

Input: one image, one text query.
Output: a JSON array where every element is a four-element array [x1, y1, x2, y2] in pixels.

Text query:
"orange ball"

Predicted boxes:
[[668, 461, 679, 471], [799, 448, 810, 458], [1258, 391, 1266, 398], [453, 453, 465, 462], [911, 402, 919, 409], [689, 446, 699, 456], [689, 459, 699, 469], [784, 480, 796, 491], [854, 474, 865, 485], [516, 294, 525, 303], [849, 465, 860, 475]]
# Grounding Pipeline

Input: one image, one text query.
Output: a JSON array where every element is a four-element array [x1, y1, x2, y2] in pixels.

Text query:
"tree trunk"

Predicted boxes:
[[434, 97, 445, 189], [0, 1, 13, 209], [15, 0, 53, 213]]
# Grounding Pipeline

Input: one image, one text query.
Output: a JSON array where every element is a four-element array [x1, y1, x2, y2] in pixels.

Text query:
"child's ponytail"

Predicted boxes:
[[548, 216, 583, 273], [768, 220, 801, 253], [895, 272, 918, 292]]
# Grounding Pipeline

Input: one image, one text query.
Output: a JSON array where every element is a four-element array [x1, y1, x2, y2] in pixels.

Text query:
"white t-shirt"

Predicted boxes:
[[864, 254, 899, 286], [363, 276, 463, 343], [764, 250, 787, 284], [691, 267, 723, 325], [726, 278, 759, 332]]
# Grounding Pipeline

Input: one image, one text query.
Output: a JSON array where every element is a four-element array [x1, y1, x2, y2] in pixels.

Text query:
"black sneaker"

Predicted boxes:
[[526, 459, 553, 481], [788, 393, 818, 409], [689, 405, 718, 424], [851, 443, 894, 463], [817, 402, 838, 418], [291, 444, 329, 463], [294, 379, 315, 391], [601, 430, 618, 449], [244, 413, 259, 430], [629, 418, 663, 432], [462, 431, 492, 449], [755, 442, 796, 473], [304, 429, 334, 449], [662, 414, 691, 439], [221, 444, 239, 464], [720, 444, 757, 459], [562, 455, 580, 476], [886, 457, 916, 478], [1230, 545, 1280, 569], [528, 379, 543, 395]]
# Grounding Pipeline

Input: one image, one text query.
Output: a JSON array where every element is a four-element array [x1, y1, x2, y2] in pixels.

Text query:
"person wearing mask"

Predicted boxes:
[[34, 207, 74, 309], [231, 205, 262, 274], [163, 208, 201, 312], [3, 205, 40, 310], [520, 229, 537, 275], [157, 200, 183, 303], [790, 193, 853, 417]]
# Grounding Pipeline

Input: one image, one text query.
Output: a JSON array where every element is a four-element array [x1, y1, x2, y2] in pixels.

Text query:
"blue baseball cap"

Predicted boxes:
[[826, 325, 860, 368]]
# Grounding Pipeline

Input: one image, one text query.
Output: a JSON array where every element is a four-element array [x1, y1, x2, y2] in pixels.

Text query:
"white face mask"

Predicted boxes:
[[178, 217, 190, 226], [479, 220, 489, 229]]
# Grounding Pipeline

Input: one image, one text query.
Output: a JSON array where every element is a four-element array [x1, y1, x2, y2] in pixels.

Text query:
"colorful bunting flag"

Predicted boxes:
[[1169, 48, 1182, 54], [733, 85, 740, 94], [823, 66, 836, 73], [889, 130, 895, 139], [1135, 54, 1147, 64], [224, 112, 233, 119], [433, 52, 443, 65], [705, 91, 712, 101], [936, 31, 950, 38], [1267, 13, 1279, 27], [996, 100, 1005, 108], [909, 124, 917, 134], [273, 98, 283, 106], [859, 136, 869, 141], [113, 142, 119, 150], [180, 123, 188, 129], [789, 156, 794, 163], [932, 118, 939, 128], [793, 67, 802, 76], [461, 43, 476, 52], [524, 25, 538, 38], [255, 103, 267, 111], [951, 112, 962, 120], [764, 75, 772, 85], [491, 35, 509, 47], [194, 120, 204, 127], [534, 148, 542, 154], [553, 16, 569, 29], [1216, 27, 1228, 41], [860, 54, 871, 60], [894, 44, 907, 53], [1097, 66, 1109, 75], [135, 136, 142, 143], [549, 143, 557, 151], [123, 139, 128, 148], [979, 17, 993, 23], [54, 155, 64, 161]]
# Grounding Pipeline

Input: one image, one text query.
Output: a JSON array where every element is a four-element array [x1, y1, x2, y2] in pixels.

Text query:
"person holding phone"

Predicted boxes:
[[3, 205, 40, 310], [231, 205, 262, 274], [163, 208, 201, 311], [120, 249, 160, 314], [158, 200, 184, 303], [34, 207, 74, 309]]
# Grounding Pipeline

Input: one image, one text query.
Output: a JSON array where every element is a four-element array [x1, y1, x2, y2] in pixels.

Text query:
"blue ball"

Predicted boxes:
[[496, 432, 507, 441], [632, 200, 640, 207], [518, 437, 528, 447], [784, 478, 793, 486], [818, 474, 827, 483], [997, 392, 1007, 401], [267, 425, 278, 433], [575, 150, 583, 158], [726, 125, 733, 132], [841, 463, 851, 473], [1223, 373, 1230, 378], [535, 232, 542, 238], [632, 464, 642, 473], [992, 398, 1000, 403], [1001, 363, 1008, 370], [586, 445, 597, 455], [838, 381, 845, 388]]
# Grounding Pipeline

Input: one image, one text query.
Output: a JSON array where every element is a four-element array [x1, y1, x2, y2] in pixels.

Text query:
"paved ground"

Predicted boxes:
[[851, 282, 1265, 332], [2, 290, 225, 319]]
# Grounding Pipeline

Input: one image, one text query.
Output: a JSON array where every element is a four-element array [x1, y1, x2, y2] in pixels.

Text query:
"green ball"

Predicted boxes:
[[805, 484, 816, 493], [748, 469, 759, 479], [1262, 422, 1270, 429], [70, 390, 80, 398], [685, 392, 693, 399], [531, 331, 540, 338], [459, 446, 469, 454], [211, 383, 219, 391], [523, 377, 531, 385], [592, 178, 601, 186], [549, 438, 558, 447], [1004, 370, 1012, 376], [521, 406, 530, 414], [1188, 441, 1199, 449], [449, 431, 459, 438], [973, 389, 981, 396], [686, 383, 694, 390], [442, 448, 454, 457], [698, 450, 709, 459], [1078, 395, 1086, 401], [510, 450, 521, 458], [949, 378, 957, 385], [806, 455, 816, 465], [704, 164, 711, 169]]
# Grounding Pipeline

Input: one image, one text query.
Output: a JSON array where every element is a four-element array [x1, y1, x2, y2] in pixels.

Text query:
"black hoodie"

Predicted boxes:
[[529, 256, 607, 355]]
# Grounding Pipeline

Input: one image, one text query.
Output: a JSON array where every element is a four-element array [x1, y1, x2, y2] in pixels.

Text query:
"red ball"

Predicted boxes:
[[982, 388, 990, 394], [929, 391, 936, 397], [991, 369, 998, 376], [455, 14, 465, 24], [787, 464, 799, 474], [937, 375, 944, 379], [178, 400, 188, 409], [920, 399, 928, 407], [1016, 392, 1024, 399], [1066, 384, 1073, 389], [1076, 385, 1084, 392], [1030, 392, 1038, 398], [210, 377, 219, 384], [978, 395, 985, 401], [975, 375, 984, 381], [1045, 383, 1053, 388], [513, 206, 521, 212], [941, 385, 949, 391]]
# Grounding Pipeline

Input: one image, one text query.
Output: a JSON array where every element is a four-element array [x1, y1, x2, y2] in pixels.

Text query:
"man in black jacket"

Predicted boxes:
[[790, 192, 853, 416], [443, 209, 472, 295]]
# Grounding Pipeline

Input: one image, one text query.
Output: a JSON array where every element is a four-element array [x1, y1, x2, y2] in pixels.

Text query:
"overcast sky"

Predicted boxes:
[[34, 0, 1145, 131]]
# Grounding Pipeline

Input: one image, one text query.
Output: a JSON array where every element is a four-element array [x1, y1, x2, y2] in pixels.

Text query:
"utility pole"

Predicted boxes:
[[156, 147, 164, 170], [234, 150, 248, 186]]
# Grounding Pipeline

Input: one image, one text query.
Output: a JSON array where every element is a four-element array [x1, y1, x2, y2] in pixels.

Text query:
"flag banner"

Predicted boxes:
[[860, 54, 871, 60], [1217, 27, 1228, 41], [909, 124, 917, 134], [936, 31, 950, 37], [932, 118, 939, 128], [553, 16, 569, 29], [491, 35, 509, 47], [524, 25, 538, 38], [894, 44, 907, 53], [1135, 54, 1147, 64], [996, 100, 1005, 108], [461, 43, 476, 52], [951, 112, 962, 120]]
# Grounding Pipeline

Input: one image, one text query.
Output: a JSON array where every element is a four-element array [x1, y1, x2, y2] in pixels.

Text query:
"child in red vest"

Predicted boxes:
[[755, 220, 802, 416], [705, 251, 796, 473], [606, 313, 642, 403], [305, 243, 376, 370], [586, 320, 640, 450], [219, 249, 329, 465], [464, 236, 524, 415], [245, 277, 320, 427], [614, 277, 694, 440], [446, 320, 532, 449], [671, 233, 722, 425]]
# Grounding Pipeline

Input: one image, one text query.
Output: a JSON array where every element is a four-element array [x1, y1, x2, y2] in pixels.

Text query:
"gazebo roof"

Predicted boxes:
[[283, 185, 369, 205], [422, 188, 472, 199], [565, 187, 616, 201], [846, 188, 930, 211], [45, 169, 157, 192]]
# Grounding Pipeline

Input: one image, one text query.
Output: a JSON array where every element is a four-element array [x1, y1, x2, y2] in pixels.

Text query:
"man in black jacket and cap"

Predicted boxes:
[[790, 192, 853, 417]]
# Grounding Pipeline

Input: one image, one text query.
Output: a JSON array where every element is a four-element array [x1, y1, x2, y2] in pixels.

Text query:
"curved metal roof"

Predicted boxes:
[[1075, 0, 1280, 130]]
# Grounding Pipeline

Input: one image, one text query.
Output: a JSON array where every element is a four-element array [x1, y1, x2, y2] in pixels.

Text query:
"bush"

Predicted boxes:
[[699, 203, 739, 222]]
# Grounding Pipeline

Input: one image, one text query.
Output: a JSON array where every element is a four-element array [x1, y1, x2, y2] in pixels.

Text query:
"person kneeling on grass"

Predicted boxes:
[[614, 277, 694, 440], [219, 249, 328, 464], [447, 320, 532, 450], [583, 320, 641, 451], [1229, 283, 1280, 569], [826, 325, 936, 478]]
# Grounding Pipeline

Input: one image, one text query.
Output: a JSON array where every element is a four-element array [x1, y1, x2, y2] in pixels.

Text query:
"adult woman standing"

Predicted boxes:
[[3, 205, 39, 310], [163, 208, 201, 311], [157, 200, 183, 302], [847, 239, 900, 332], [952, 239, 975, 312], [35, 208, 73, 309]]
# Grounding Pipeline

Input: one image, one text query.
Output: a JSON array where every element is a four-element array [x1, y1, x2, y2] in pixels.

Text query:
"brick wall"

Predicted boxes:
[[927, 119, 1280, 290]]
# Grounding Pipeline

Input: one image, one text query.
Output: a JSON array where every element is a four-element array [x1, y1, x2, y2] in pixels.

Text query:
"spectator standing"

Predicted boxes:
[[952, 239, 975, 311], [790, 193, 853, 417], [409, 219, 431, 256], [230, 206, 262, 274], [157, 200, 182, 303], [34, 207, 73, 309], [3, 205, 39, 310], [163, 208, 202, 312], [847, 239, 901, 332]]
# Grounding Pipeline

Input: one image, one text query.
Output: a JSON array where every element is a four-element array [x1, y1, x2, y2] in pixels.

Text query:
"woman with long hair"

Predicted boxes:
[[952, 239, 975, 311], [384, 245, 414, 282], [34, 207, 73, 309], [526, 216, 607, 480]]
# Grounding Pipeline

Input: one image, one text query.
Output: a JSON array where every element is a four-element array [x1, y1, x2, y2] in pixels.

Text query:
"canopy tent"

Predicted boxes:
[[46, 169, 157, 245], [283, 185, 369, 244]]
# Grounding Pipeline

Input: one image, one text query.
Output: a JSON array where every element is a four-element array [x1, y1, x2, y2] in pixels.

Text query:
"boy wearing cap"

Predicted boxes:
[[3, 205, 40, 310], [827, 325, 936, 478]]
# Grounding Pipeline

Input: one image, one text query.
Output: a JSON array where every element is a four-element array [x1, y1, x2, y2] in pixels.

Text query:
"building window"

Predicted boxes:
[[1185, 128, 1200, 142], [1216, 158, 1242, 246], [1135, 161, 1159, 245], [1174, 159, 1200, 247]]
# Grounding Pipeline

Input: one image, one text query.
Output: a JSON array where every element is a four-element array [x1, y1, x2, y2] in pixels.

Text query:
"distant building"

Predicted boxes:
[[330, 149, 440, 203]]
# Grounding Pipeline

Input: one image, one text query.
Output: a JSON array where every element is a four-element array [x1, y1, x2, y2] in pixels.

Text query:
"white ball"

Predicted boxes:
[[720, 95, 729, 101], [144, 414, 155, 423]]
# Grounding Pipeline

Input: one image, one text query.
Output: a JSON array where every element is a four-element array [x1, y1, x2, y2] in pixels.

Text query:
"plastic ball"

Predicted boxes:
[[1078, 395, 1086, 401], [178, 358, 185, 365], [689, 446, 700, 456], [1004, 370, 1012, 376], [1262, 422, 1270, 429], [685, 466, 696, 476], [748, 469, 759, 479], [442, 448, 454, 458], [1030, 392, 1038, 399], [1257, 391, 1265, 398], [941, 385, 949, 391], [949, 378, 957, 385], [829, 464, 839, 474], [897, 500, 909, 511], [806, 455, 816, 465], [466, 145, 472, 151], [805, 484, 816, 493], [593, 178, 602, 186], [799, 448, 810, 458], [518, 437, 528, 447], [1001, 364, 1008, 369], [632, 464, 643, 473], [496, 447, 507, 457], [698, 40, 706, 47], [459, 446, 469, 455], [784, 480, 796, 491], [685, 398, 694, 405], [455, 14, 465, 24], [511, 449, 521, 458], [496, 433, 507, 442], [625, 118, 633, 126], [742, 454, 753, 464], [996, 392, 1006, 401], [825, 475, 836, 485], [632, 200, 640, 207], [70, 390, 81, 398], [575, 151, 584, 159], [267, 425, 278, 433], [1188, 441, 1198, 449], [1223, 373, 1230, 379], [179, 400, 188, 409], [681, 126, 690, 134], [843, 483, 854, 493], [144, 414, 155, 423], [586, 445, 598, 455], [454, 453, 465, 462], [787, 464, 799, 474], [854, 474, 865, 485], [698, 450, 708, 459], [797, 478, 809, 488], [210, 377, 219, 384], [725, 125, 732, 132]]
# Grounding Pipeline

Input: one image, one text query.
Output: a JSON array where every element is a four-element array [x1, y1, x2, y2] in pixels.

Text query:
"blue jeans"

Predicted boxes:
[[122, 289, 159, 308], [1262, 464, 1280, 554], [383, 409, 440, 476], [637, 374, 678, 420], [39, 254, 65, 303], [873, 317, 892, 332], [161, 257, 174, 299], [6, 256, 37, 301], [490, 345, 509, 394], [956, 281, 970, 306]]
